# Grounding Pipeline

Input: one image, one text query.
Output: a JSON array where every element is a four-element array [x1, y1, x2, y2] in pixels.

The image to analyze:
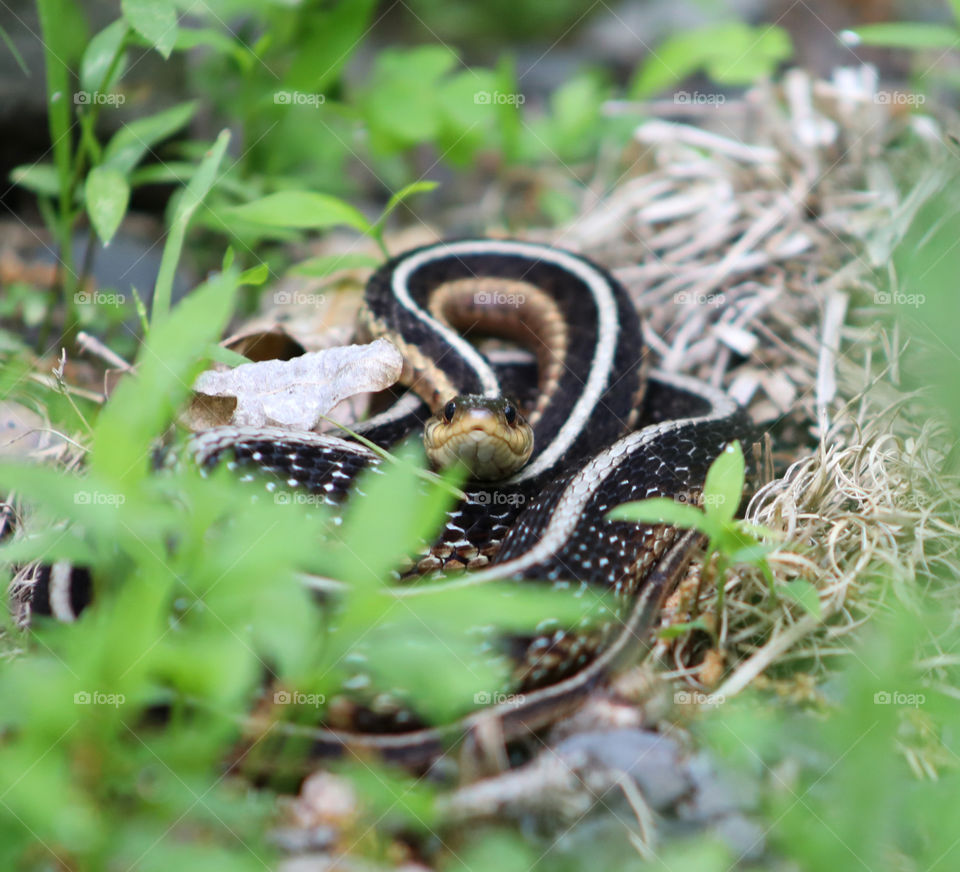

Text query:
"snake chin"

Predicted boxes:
[[424, 395, 533, 481]]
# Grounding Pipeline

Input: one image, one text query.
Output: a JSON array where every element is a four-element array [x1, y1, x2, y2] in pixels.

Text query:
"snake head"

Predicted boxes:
[[423, 395, 534, 481]]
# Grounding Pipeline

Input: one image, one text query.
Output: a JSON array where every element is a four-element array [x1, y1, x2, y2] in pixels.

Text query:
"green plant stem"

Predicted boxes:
[[36, 0, 77, 333]]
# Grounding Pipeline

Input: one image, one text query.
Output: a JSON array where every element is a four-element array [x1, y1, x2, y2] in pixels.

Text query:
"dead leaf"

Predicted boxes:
[[191, 338, 403, 430]]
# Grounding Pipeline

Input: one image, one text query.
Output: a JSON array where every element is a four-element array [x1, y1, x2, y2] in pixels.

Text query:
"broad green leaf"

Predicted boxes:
[[102, 101, 197, 174], [284, 0, 377, 92], [170, 26, 253, 69], [359, 46, 458, 149], [608, 496, 720, 538], [228, 191, 370, 233], [92, 267, 239, 482], [128, 161, 193, 187], [852, 23, 960, 49], [702, 440, 744, 524], [325, 443, 462, 587], [10, 163, 60, 197], [631, 22, 792, 96], [84, 167, 129, 245], [238, 263, 269, 286], [121, 0, 177, 59], [152, 129, 231, 321], [373, 181, 439, 231], [781, 580, 822, 618], [288, 252, 381, 278], [205, 344, 251, 367], [706, 25, 792, 84], [80, 20, 128, 94]]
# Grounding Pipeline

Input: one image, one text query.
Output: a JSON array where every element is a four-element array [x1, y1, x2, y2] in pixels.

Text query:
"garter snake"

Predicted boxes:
[[188, 239, 756, 765]]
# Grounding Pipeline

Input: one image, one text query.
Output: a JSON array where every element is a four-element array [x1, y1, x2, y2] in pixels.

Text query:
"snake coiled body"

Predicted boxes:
[[187, 239, 756, 763]]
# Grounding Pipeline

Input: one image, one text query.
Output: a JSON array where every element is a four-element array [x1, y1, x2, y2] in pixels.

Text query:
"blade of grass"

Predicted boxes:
[[151, 129, 230, 323]]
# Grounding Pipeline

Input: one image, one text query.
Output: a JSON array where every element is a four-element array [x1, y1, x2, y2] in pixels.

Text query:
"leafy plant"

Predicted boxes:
[[609, 442, 818, 624], [631, 21, 794, 98]]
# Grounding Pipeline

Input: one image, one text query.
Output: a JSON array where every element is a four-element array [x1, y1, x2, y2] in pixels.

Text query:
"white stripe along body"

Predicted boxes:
[[190, 240, 755, 764]]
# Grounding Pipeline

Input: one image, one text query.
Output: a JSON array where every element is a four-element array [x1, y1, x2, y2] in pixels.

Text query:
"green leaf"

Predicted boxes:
[[781, 580, 822, 618], [608, 497, 720, 538], [702, 440, 744, 524], [238, 263, 269, 286], [80, 20, 128, 94], [228, 191, 370, 233], [10, 163, 61, 197], [1, 22, 31, 76], [152, 129, 231, 322], [36, 0, 88, 66], [372, 181, 439, 232], [852, 23, 960, 49], [102, 101, 197, 175], [658, 617, 710, 640], [288, 253, 381, 278], [92, 267, 239, 483], [121, 0, 177, 59], [631, 22, 793, 96], [84, 167, 129, 245]]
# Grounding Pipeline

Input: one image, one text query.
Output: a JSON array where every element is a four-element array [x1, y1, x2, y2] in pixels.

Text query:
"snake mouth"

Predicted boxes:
[[423, 395, 534, 481]]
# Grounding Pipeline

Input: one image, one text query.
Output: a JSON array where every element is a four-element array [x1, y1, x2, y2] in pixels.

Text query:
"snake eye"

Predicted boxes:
[[443, 400, 457, 423], [503, 403, 517, 425]]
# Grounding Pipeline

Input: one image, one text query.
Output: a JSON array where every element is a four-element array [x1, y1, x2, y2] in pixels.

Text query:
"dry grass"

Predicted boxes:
[[546, 67, 960, 697]]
